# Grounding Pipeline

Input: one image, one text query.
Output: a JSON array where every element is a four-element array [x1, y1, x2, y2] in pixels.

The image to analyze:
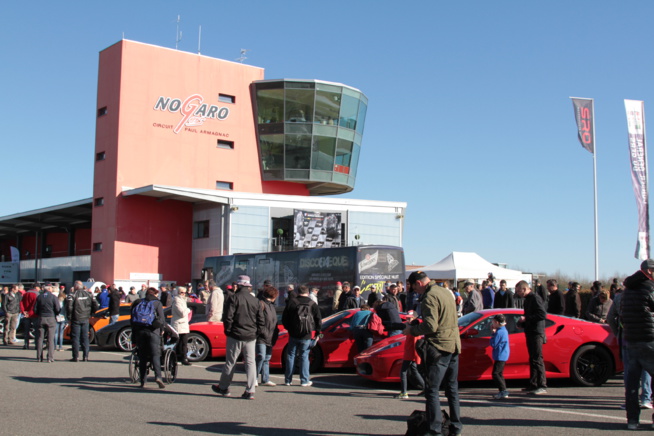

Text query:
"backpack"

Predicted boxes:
[[131, 299, 156, 327], [405, 409, 452, 436], [295, 301, 315, 336]]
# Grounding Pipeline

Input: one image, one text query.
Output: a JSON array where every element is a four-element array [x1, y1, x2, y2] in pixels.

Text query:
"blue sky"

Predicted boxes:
[[2, 1, 653, 280]]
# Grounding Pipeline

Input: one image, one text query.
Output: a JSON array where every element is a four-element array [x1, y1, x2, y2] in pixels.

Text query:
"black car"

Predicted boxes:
[[95, 301, 206, 352]]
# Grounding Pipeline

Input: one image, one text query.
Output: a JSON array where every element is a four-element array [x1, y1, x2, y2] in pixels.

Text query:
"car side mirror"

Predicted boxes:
[[462, 328, 479, 338]]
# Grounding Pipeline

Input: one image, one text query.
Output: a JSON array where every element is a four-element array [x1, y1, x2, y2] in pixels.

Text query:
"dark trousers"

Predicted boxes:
[[70, 321, 90, 359], [353, 329, 373, 354], [492, 360, 507, 392], [177, 333, 188, 362], [23, 317, 37, 348], [526, 334, 547, 390], [36, 317, 56, 361], [136, 329, 162, 381], [425, 347, 462, 434]]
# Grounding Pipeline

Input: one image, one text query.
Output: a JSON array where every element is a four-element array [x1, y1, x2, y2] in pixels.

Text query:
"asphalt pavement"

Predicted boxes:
[[0, 342, 647, 435]]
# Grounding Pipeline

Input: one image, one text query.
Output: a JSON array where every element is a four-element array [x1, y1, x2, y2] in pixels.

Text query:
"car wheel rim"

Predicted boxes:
[[187, 336, 206, 360], [576, 351, 609, 384], [118, 330, 133, 351]]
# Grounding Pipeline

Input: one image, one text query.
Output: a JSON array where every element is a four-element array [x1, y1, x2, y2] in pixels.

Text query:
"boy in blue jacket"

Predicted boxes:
[[490, 313, 510, 399]]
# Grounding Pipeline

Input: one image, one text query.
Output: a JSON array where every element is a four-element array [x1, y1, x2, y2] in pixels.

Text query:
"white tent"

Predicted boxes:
[[407, 251, 530, 287]]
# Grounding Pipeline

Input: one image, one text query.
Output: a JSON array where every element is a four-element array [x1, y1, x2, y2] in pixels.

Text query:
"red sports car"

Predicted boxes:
[[185, 308, 404, 370], [354, 309, 623, 387]]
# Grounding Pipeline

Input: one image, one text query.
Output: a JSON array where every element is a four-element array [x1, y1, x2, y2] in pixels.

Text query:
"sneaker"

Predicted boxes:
[[284, 382, 291, 386], [493, 390, 509, 399], [627, 423, 638, 430], [395, 393, 409, 399], [254, 380, 258, 387], [241, 391, 255, 400], [641, 401, 653, 409], [620, 404, 626, 410], [528, 387, 547, 395], [211, 384, 231, 396], [155, 379, 166, 389], [300, 381, 313, 387], [261, 381, 276, 387]]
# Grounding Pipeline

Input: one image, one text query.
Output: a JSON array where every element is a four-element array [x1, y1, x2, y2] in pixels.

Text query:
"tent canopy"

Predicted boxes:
[[408, 252, 527, 285]]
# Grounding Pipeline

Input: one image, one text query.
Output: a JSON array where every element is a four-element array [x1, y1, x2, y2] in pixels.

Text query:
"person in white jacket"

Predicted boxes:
[[207, 286, 224, 323], [172, 286, 191, 365]]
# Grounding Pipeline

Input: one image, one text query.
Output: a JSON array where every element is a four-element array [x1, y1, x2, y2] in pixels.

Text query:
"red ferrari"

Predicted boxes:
[[354, 309, 623, 387], [185, 308, 403, 371]]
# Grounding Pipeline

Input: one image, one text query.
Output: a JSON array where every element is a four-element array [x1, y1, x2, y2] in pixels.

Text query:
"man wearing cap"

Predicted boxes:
[[34, 285, 60, 362], [404, 271, 462, 436], [462, 281, 482, 315], [66, 280, 99, 362], [213, 275, 263, 400], [621, 259, 654, 430], [344, 286, 364, 309]]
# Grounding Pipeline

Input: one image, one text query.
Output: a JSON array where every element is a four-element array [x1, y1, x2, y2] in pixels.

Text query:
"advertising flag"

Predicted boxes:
[[571, 98, 595, 153], [10, 246, 19, 263], [625, 99, 650, 260]]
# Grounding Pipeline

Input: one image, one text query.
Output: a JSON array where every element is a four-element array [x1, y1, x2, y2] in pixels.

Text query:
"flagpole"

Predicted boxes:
[[592, 101, 599, 280]]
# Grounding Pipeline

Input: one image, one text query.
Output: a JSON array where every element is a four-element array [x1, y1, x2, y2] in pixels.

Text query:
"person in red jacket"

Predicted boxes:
[[20, 287, 39, 350]]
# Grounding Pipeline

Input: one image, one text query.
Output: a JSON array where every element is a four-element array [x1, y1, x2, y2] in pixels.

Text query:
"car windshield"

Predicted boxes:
[[321, 311, 351, 329], [458, 312, 483, 329]]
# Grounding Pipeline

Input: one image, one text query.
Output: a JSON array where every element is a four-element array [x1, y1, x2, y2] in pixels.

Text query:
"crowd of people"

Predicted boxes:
[[2, 265, 653, 432]]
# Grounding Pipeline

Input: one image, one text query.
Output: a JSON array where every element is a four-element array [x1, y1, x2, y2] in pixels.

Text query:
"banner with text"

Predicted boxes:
[[293, 210, 342, 248], [571, 97, 595, 154], [625, 99, 650, 260]]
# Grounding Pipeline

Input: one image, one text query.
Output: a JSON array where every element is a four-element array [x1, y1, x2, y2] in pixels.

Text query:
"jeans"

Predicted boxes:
[[256, 343, 273, 383], [387, 330, 403, 338], [525, 334, 547, 390], [424, 346, 462, 434], [352, 329, 373, 354], [285, 336, 311, 385], [400, 360, 424, 394], [625, 342, 654, 424], [55, 321, 66, 349], [177, 333, 188, 362], [622, 345, 652, 404], [109, 314, 119, 325], [70, 321, 90, 359], [219, 336, 256, 393]]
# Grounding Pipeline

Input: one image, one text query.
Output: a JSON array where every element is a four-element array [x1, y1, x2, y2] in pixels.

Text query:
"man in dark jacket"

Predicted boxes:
[[343, 286, 363, 309], [376, 297, 405, 337], [108, 285, 121, 325], [66, 280, 99, 362], [2, 285, 22, 345], [282, 285, 322, 387], [131, 287, 166, 388], [564, 282, 582, 318], [213, 275, 263, 399], [493, 280, 514, 309], [34, 285, 60, 362], [516, 280, 547, 395], [546, 279, 565, 315], [621, 259, 654, 430]]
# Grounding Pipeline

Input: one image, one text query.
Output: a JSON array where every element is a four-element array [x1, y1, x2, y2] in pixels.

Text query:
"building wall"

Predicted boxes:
[[91, 40, 312, 284]]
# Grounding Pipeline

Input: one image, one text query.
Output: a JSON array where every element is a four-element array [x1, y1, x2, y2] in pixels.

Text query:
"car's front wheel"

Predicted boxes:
[[186, 333, 209, 362], [570, 344, 614, 387]]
